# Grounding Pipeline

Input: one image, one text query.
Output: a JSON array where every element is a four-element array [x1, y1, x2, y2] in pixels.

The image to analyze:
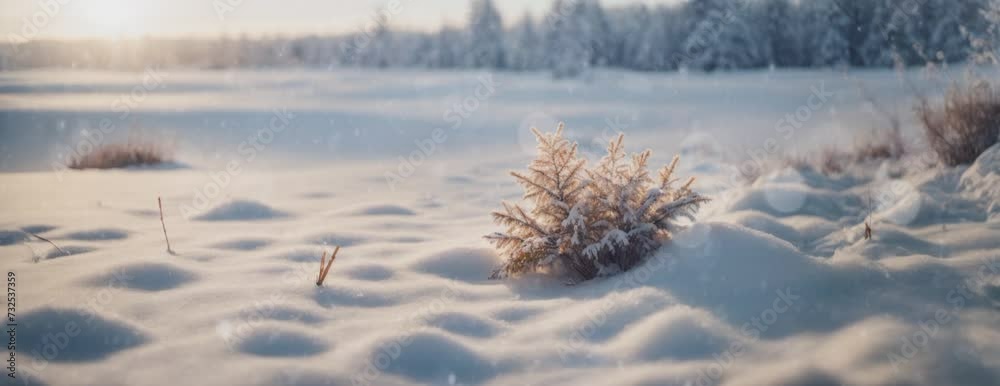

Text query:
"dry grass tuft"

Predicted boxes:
[[917, 81, 1000, 166], [781, 127, 905, 176], [69, 142, 172, 170]]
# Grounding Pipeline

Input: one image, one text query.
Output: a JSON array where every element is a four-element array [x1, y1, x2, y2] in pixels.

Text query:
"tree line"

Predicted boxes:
[[3, 0, 998, 75]]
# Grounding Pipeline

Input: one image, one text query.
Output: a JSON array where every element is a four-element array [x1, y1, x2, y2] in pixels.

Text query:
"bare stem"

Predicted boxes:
[[159, 197, 175, 254], [316, 246, 341, 286], [27, 231, 67, 256]]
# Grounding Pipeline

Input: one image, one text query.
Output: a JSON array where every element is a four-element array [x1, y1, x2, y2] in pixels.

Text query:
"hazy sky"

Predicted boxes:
[[2, 0, 679, 40]]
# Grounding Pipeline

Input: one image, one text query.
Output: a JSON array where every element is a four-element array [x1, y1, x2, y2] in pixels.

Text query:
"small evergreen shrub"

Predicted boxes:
[[485, 123, 708, 282], [918, 81, 1000, 166]]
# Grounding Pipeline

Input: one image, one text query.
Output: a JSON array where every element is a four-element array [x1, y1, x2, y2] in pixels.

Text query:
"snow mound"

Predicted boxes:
[[342, 264, 395, 281], [422, 312, 503, 338], [0, 229, 29, 245], [839, 226, 943, 259], [609, 306, 736, 361], [212, 238, 273, 251], [313, 285, 397, 308], [235, 306, 325, 325], [236, 327, 328, 357], [307, 232, 367, 247], [83, 263, 197, 292], [665, 222, 823, 285], [18, 307, 147, 362], [343, 203, 417, 216], [960, 143, 1000, 219], [21, 224, 57, 234], [534, 288, 678, 343], [726, 184, 858, 220], [271, 248, 323, 263], [193, 200, 290, 221], [489, 303, 551, 323], [409, 247, 500, 281], [357, 331, 495, 384], [717, 210, 801, 246], [44, 245, 96, 260], [62, 228, 130, 241], [962, 143, 1000, 188], [679, 131, 723, 158]]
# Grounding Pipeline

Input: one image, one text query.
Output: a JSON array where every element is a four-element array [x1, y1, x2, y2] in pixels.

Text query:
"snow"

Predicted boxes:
[[193, 200, 292, 221], [1, 68, 999, 386], [961, 144, 1000, 220]]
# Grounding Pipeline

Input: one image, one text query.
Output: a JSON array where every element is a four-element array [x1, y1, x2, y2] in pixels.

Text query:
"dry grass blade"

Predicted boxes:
[[316, 246, 341, 286], [27, 231, 67, 256], [158, 197, 175, 254], [317, 251, 327, 285]]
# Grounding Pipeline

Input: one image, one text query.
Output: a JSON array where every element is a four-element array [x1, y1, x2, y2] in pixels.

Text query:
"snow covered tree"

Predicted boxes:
[[617, 4, 653, 70], [967, 0, 1000, 65], [679, 0, 727, 69], [755, 0, 798, 67], [510, 13, 542, 71], [467, 0, 506, 69], [582, 135, 709, 275], [581, 0, 613, 67], [433, 27, 465, 68], [827, 0, 877, 66], [683, 0, 765, 71], [858, 0, 898, 67], [486, 123, 591, 279], [986, 0, 1000, 63], [814, 0, 851, 67], [896, 0, 938, 64], [927, 0, 967, 64], [544, 0, 593, 78], [354, 20, 394, 68], [628, 5, 685, 71], [486, 124, 708, 282]]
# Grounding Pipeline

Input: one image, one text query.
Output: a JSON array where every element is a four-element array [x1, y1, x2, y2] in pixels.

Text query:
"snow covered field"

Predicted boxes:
[[1, 68, 999, 386]]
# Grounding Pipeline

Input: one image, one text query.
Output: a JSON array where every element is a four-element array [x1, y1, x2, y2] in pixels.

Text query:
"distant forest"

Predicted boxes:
[[4, 0, 999, 76]]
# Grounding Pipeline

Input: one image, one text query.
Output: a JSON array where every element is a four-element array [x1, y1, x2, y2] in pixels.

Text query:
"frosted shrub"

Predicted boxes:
[[485, 124, 591, 278], [917, 81, 1000, 166], [486, 123, 708, 282]]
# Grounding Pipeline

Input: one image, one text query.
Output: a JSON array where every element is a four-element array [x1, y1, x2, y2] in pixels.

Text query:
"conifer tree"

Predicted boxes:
[[486, 124, 708, 282], [584, 135, 709, 275], [485, 124, 591, 279], [467, 0, 507, 68]]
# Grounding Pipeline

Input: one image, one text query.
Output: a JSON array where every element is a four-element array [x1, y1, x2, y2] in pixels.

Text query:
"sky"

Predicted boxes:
[[2, 0, 678, 40]]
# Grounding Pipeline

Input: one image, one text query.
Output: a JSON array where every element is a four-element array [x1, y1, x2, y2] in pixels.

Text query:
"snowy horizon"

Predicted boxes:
[[1, 0, 685, 40]]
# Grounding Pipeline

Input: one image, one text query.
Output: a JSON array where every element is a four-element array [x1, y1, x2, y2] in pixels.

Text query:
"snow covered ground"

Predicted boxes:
[[1, 68, 999, 386]]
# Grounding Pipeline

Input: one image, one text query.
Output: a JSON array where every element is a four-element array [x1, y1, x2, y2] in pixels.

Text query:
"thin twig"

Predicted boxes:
[[158, 197, 175, 254], [321, 246, 340, 282], [317, 251, 327, 285], [316, 246, 341, 286], [27, 231, 67, 256], [864, 186, 873, 241]]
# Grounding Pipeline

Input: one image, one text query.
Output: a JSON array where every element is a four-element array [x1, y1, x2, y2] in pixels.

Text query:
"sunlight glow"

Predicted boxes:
[[79, 0, 152, 38]]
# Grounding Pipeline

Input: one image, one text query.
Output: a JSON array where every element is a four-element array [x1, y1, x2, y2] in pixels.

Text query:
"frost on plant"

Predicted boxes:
[[485, 123, 591, 279], [486, 123, 709, 282]]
